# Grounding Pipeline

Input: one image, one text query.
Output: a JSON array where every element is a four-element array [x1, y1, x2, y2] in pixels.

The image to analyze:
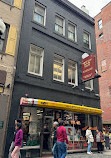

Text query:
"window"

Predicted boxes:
[[68, 23, 77, 42], [55, 15, 65, 36], [99, 33, 103, 38], [68, 60, 78, 85], [33, 2, 46, 26], [85, 80, 93, 90], [98, 19, 102, 30], [101, 59, 107, 72], [0, 25, 9, 53], [28, 44, 44, 76], [53, 55, 64, 82], [83, 32, 91, 49]]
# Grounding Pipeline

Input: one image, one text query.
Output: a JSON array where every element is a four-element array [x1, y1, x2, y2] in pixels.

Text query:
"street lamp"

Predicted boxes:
[[0, 18, 6, 36]]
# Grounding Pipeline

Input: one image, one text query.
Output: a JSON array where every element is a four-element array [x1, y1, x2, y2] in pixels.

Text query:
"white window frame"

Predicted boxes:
[[68, 22, 77, 42], [53, 54, 64, 82], [28, 44, 44, 76], [83, 31, 91, 49], [68, 60, 78, 86], [55, 14, 65, 36], [98, 19, 102, 30], [85, 80, 93, 91], [33, 2, 46, 26]]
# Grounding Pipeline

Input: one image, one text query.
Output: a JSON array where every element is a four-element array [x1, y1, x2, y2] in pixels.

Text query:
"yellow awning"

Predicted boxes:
[[20, 97, 102, 115]]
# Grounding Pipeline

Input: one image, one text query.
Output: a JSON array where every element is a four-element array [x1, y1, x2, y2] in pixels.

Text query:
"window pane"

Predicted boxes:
[[53, 56, 63, 81], [35, 4, 45, 16], [55, 16, 63, 27], [0, 39, 4, 51], [68, 32, 74, 40], [35, 56, 40, 74], [83, 33, 89, 41], [68, 24, 75, 32], [34, 13, 44, 25], [55, 24, 63, 34], [85, 81, 91, 88], [29, 54, 35, 73], [68, 68, 72, 83], [72, 70, 75, 83]]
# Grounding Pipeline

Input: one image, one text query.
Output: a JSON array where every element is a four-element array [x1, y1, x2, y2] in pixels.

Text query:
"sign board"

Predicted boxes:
[[20, 97, 102, 115], [82, 54, 96, 82]]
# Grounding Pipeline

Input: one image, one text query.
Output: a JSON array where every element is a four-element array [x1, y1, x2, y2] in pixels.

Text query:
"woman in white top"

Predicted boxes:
[[86, 127, 94, 154]]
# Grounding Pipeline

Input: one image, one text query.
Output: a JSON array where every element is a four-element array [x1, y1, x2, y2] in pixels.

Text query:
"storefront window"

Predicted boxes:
[[21, 107, 98, 151], [22, 107, 43, 146]]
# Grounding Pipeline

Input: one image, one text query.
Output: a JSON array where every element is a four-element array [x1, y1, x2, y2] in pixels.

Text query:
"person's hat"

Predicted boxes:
[[53, 121, 58, 125]]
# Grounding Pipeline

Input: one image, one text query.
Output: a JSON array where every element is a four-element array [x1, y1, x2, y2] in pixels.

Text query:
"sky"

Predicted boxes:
[[68, 0, 111, 17]]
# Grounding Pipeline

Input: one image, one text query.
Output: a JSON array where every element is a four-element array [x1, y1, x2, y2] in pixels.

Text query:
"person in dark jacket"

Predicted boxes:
[[8, 119, 21, 158], [11, 122, 23, 158], [52, 121, 58, 158], [96, 130, 104, 153]]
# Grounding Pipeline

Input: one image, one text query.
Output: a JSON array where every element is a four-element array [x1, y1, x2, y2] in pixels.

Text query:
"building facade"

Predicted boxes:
[[95, 2, 111, 130], [5, 0, 102, 157], [0, 0, 23, 157]]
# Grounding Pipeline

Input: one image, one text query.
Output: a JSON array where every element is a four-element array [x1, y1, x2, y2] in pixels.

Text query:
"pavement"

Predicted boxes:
[[41, 149, 111, 158], [67, 149, 111, 158]]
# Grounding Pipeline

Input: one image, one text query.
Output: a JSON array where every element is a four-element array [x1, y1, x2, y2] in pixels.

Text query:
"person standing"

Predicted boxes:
[[56, 120, 69, 158], [96, 129, 104, 153], [52, 121, 58, 158], [8, 119, 21, 158], [86, 127, 94, 154], [11, 122, 23, 158]]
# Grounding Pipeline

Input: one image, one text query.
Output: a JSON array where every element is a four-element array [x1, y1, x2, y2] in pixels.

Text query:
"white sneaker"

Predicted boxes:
[[87, 152, 91, 154], [90, 151, 93, 154]]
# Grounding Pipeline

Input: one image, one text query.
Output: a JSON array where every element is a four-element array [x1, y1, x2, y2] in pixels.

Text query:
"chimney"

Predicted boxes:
[[81, 5, 89, 15]]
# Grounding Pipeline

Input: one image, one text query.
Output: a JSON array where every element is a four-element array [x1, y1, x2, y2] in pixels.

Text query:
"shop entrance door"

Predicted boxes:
[[43, 110, 53, 152]]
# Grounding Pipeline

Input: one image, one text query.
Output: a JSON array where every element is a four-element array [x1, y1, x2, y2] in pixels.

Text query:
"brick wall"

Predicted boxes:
[[95, 2, 111, 123]]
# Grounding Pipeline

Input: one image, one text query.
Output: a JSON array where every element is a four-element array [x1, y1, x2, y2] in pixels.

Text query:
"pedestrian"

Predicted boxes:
[[96, 129, 104, 153], [8, 119, 21, 158], [56, 120, 69, 158], [11, 122, 23, 158], [105, 131, 110, 149], [86, 126, 94, 154], [52, 121, 58, 158]]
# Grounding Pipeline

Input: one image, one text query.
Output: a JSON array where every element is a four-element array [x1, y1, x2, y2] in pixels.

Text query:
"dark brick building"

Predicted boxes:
[[95, 2, 111, 129], [5, 0, 102, 157]]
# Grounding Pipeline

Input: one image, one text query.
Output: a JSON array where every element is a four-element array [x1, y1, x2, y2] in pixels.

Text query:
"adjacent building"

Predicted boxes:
[[5, 0, 102, 157], [95, 2, 111, 131], [0, 0, 23, 157]]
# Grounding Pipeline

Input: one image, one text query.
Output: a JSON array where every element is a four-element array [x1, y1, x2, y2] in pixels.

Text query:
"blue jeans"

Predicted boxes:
[[52, 143, 58, 158], [87, 142, 92, 152], [57, 141, 67, 158]]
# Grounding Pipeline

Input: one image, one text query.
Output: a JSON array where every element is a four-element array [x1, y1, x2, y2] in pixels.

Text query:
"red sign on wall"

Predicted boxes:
[[82, 54, 96, 82]]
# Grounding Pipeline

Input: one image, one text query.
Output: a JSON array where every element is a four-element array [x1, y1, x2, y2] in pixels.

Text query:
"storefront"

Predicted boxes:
[[20, 97, 102, 157]]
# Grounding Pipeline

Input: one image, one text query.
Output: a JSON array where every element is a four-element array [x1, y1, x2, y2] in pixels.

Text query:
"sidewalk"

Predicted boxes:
[[41, 149, 111, 158]]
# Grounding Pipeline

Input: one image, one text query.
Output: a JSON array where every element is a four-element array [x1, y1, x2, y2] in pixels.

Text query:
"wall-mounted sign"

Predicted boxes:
[[82, 54, 96, 82], [20, 97, 102, 115]]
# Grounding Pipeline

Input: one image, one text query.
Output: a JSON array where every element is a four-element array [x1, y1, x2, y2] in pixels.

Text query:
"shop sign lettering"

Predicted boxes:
[[82, 54, 96, 82]]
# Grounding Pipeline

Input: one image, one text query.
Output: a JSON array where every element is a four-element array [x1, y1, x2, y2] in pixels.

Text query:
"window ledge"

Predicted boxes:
[[67, 38, 78, 45], [32, 20, 46, 29], [83, 46, 92, 52], [52, 79, 65, 85], [26, 73, 44, 80], [54, 31, 66, 39]]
